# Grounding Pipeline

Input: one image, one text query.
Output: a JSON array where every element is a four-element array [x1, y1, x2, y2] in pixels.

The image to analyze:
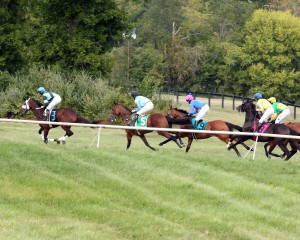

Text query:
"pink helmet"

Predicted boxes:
[[185, 94, 194, 101]]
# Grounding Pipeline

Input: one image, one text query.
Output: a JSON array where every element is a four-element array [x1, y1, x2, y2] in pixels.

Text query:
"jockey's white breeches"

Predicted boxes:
[[195, 104, 210, 121], [275, 108, 290, 124], [259, 107, 274, 123], [137, 102, 154, 116], [46, 95, 62, 112]]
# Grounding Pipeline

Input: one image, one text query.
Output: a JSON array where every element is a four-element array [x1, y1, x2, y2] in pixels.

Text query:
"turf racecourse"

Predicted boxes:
[[1, 112, 300, 239]]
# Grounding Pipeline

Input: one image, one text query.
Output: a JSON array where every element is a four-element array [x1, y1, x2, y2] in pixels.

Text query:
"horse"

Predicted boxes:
[[21, 97, 92, 144], [109, 102, 183, 151], [160, 106, 249, 156], [227, 100, 300, 160]]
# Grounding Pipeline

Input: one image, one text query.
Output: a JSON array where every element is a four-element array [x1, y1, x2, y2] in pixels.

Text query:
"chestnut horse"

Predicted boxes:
[[227, 100, 300, 160], [21, 97, 92, 144], [110, 102, 183, 151], [160, 107, 249, 156]]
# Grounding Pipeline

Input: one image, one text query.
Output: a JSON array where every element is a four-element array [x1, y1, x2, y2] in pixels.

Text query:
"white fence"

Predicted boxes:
[[1, 118, 300, 160]]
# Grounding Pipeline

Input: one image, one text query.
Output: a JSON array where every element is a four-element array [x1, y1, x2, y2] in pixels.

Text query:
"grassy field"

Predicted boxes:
[[1, 106, 300, 240]]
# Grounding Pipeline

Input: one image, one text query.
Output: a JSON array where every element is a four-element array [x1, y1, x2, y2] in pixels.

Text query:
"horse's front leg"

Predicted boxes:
[[43, 128, 50, 144], [185, 137, 194, 153], [126, 131, 134, 150], [38, 127, 44, 135]]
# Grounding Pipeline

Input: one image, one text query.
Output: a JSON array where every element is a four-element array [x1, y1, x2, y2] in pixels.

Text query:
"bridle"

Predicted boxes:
[[21, 97, 44, 113], [167, 109, 189, 120], [110, 104, 132, 123], [241, 101, 260, 120]]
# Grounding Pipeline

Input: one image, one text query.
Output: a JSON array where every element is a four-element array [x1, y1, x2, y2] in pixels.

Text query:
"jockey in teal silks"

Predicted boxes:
[[185, 93, 209, 128], [37, 87, 62, 121], [130, 91, 154, 126]]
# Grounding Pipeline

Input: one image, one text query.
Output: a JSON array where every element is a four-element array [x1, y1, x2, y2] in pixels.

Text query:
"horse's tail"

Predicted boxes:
[[91, 118, 109, 125], [225, 122, 243, 132], [77, 116, 90, 124]]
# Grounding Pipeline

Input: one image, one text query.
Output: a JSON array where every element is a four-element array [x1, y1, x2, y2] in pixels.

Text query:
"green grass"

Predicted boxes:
[[1, 107, 300, 239]]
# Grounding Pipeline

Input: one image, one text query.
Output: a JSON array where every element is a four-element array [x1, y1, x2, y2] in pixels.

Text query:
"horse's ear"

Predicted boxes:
[[114, 101, 118, 105]]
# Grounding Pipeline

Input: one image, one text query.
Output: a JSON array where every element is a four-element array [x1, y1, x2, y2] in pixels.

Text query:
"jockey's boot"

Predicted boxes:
[[256, 122, 262, 132], [131, 113, 139, 126], [194, 119, 203, 129], [44, 109, 50, 121]]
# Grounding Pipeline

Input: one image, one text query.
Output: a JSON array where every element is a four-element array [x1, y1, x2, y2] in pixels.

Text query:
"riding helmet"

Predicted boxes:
[[185, 93, 194, 101], [130, 91, 140, 97], [268, 97, 276, 103], [253, 92, 262, 100], [37, 87, 45, 94]]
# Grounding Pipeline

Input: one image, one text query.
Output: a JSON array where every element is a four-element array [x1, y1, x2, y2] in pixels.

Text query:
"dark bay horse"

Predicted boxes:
[[21, 97, 91, 144], [110, 102, 183, 151], [227, 100, 300, 160], [161, 107, 249, 156]]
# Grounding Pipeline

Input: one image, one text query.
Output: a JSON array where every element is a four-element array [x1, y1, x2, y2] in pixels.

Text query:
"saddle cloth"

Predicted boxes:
[[49, 109, 58, 122], [191, 117, 208, 130], [135, 115, 149, 127], [253, 122, 271, 140]]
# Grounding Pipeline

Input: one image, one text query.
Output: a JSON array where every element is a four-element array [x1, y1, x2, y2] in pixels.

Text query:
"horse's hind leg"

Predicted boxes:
[[55, 126, 73, 144], [139, 135, 156, 151], [285, 140, 299, 161], [276, 141, 292, 160], [157, 131, 183, 148]]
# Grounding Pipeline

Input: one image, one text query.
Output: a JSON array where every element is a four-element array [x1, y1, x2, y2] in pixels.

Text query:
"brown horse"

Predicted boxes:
[[160, 106, 249, 156], [286, 122, 300, 134], [21, 97, 91, 144], [227, 100, 300, 160], [110, 102, 183, 151]]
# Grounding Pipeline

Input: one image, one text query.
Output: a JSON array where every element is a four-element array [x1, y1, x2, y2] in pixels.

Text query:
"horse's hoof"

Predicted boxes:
[[57, 141, 61, 144], [62, 141, 66, 145], [44, 140, 48, 144], [159, 143, 163, 146]]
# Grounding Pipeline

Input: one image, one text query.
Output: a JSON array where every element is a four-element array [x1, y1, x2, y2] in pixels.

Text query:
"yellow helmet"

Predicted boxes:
[[268, 97, 276, 103]]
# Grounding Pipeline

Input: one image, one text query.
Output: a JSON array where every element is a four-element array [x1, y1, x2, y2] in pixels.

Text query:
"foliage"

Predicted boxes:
[[241, 10, 300, 102]]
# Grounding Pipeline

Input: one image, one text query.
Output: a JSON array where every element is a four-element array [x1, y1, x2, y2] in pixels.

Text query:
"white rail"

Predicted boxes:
[[1, 118, 299, 140], [1, 118, 299, 160]]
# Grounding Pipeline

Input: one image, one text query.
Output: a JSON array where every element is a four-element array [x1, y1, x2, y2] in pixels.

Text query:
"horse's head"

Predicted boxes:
[[110, 102, 131, 122], [166, 106, 189, 119], [237, 100, 255, 113], [21, 97, 43, 114]]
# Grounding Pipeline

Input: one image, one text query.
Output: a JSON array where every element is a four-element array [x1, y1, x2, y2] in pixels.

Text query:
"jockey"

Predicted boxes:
[[130, 91, 154, 126], [253, 92, 273, 131], [185, 93, 209, 128], [37, 87, 62, 121], [268, 97, 290, 124]]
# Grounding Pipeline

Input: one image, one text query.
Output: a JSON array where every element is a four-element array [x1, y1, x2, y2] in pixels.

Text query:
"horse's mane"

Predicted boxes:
[[117, 103, 131, 113], [174, 108, 188, 114], [31, 97, 43, 107]]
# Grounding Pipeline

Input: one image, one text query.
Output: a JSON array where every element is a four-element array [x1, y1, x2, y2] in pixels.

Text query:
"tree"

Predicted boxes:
[[0, 0, 25, 73], [225, 10, 300, 101]]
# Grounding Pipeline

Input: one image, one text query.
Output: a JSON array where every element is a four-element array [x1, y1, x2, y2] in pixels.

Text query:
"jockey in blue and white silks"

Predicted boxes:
[[185, 93, 209, 127], [37, 87, 62, 120], [130, 91, 154, 126]]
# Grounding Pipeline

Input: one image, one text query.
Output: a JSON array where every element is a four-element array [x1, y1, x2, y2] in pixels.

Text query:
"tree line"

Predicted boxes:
[[0, 0, 299, 118]]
